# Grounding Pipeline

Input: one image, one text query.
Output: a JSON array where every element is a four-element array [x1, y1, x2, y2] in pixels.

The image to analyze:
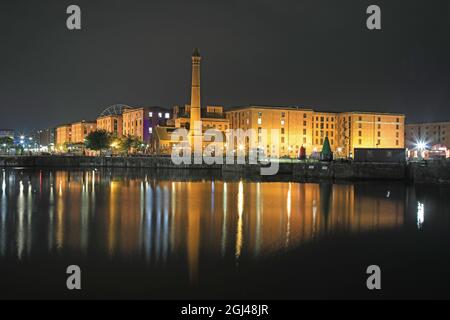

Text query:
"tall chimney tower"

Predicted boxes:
[[189, 48, 202, 141]]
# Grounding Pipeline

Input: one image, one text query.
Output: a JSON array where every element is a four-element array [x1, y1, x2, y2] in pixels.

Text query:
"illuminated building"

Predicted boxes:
[[405, 121, 450, 149], [226, 108, 405, 157], [338, 112, 404, 158], [96, 115, 123, 137], [122, 107, 171, 145], [71, 120, 97, 144], [155, 49, 229, 154], [55, 124, 72, 147], [226, 106, 316, 157]]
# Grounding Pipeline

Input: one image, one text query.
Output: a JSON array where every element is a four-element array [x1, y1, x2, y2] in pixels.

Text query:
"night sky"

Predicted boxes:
[[1, 0, 449, 132]]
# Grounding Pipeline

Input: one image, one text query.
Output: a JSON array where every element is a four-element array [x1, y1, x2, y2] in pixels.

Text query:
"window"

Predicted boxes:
[[377, 139, 380, 145], [359, 116, 362, 121], [303, 113, 307, 118], [149, 127, 153, 134], [378, 117, 381, 122], [165, 112, 170, 119], [303, 121, 307, 126], [281, 119, 285, 126], [331, 139, 334, 145], [281, 112, 285, 117], [303, 129, 306, 135], [158, 112, 162, 118], [377, 131, 381, 137], [359, 139, 362, 145], [303, 137, 307, 143], [358, 131, 362, 137], [257, 118, 262, 125], [358, 123, 362, 129], [281, 128, 285, 134], [281, 137, 285, 143], [149, 112, 153, 117], [396, 140, 399, 146], [378, 124, 381, 129], [396, 125, 399, 130]]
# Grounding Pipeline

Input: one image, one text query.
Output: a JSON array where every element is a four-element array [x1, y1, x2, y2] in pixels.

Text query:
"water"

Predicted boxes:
[[0, 168, 449, 299]]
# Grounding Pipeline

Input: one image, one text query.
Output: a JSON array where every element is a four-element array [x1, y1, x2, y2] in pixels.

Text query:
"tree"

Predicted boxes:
[[0, 137, 14, 154], [321, 136, 333, 161], [119, 135, 142, 155], [84, 130, 111, 154]]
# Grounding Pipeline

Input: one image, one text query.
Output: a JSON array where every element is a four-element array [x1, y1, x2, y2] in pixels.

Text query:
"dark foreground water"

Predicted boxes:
[[0, 168, 449, 299]]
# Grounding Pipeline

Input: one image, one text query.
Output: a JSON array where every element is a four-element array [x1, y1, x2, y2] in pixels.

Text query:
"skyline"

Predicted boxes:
[[1, 0, 450, 131]]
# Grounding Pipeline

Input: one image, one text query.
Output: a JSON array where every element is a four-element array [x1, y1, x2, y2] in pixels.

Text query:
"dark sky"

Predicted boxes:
[[1, 0, 449, 132]]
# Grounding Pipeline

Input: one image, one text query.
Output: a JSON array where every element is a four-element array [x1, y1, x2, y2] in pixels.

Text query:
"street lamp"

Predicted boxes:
[[415, 139, 428, 159]]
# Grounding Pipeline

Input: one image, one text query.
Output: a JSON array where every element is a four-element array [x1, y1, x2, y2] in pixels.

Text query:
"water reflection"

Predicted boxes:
[[0, 168, 448, 282]]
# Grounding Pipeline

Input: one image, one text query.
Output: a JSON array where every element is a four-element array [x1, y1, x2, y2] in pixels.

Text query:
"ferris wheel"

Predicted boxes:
[[99, 104, 131, 117]]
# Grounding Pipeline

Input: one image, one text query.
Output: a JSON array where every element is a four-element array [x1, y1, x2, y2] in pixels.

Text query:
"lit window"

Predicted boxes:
[[149, 112, 153, 117], [257, 118, 262, 125], [149, 127, 153, 134], [281, 119, 285, 126], [165, 112, 170, 119], [158, 112, 162, 118]]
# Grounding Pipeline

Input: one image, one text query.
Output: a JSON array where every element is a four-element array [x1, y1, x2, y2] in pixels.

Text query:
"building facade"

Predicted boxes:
[[338, 112, 404, 158], [122, 107, 171, 144], [71, 121, 97, 144], [405, 121, 450, 149], [155, 49, 229, 154], [226, 107, 405, 158], [55, 124, 72, 147], [226, 106, 315, 157], [97, 115, 123, 137]]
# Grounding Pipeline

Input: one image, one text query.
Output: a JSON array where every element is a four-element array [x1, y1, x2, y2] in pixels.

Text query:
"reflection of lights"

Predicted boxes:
[[221, 182, 228, 257], [417, 201, 424, 229], [235, 181, 244, 261], [238, 144, 244, 151], [286, 182, 292, 248]]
